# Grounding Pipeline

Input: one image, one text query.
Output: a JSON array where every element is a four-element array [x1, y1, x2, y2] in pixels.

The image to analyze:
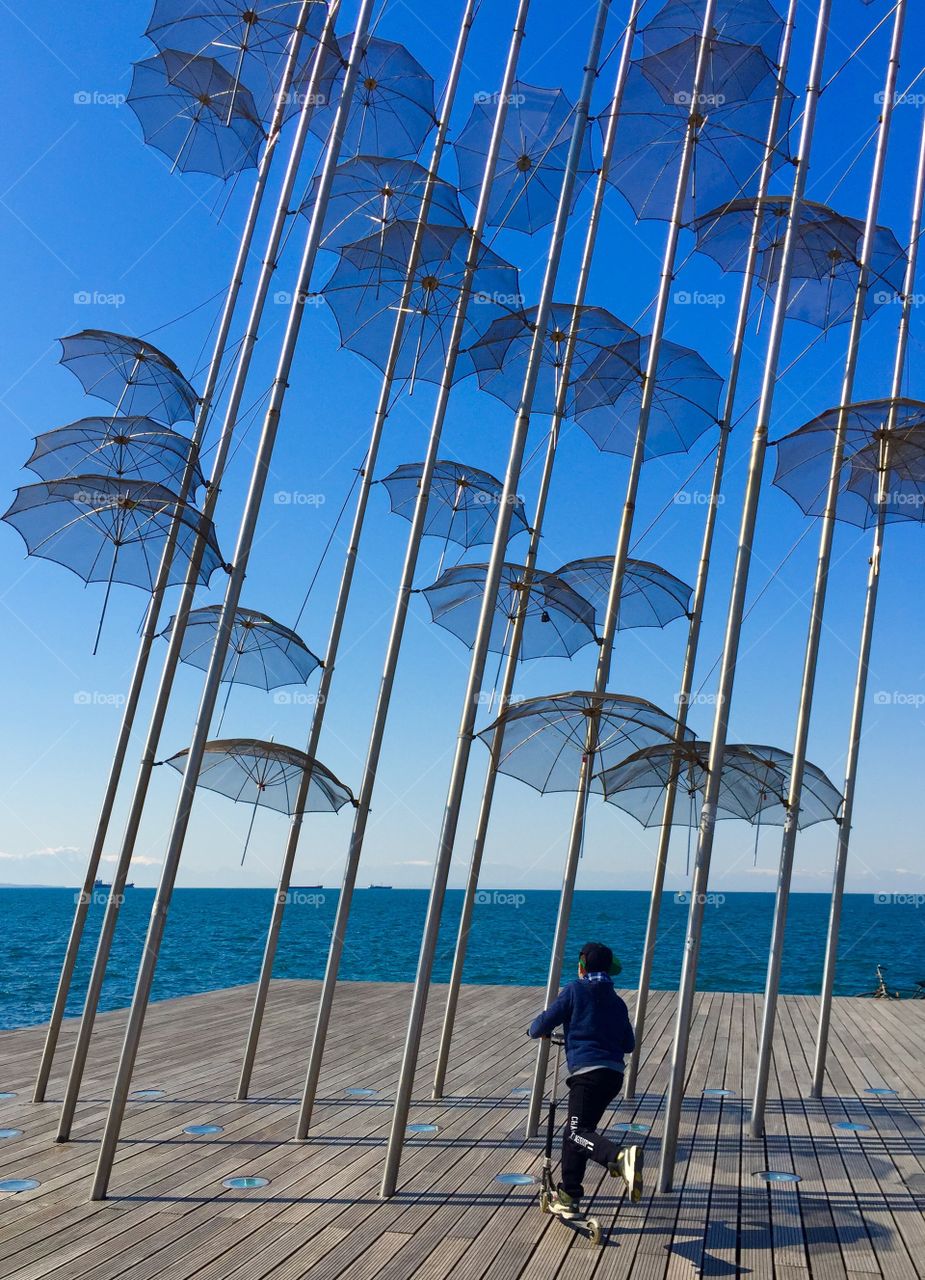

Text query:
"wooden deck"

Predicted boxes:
[[1, 981, 924, 1278]]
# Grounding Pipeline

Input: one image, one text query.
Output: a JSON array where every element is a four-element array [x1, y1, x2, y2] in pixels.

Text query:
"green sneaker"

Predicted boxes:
[[611, 1145, 644, 1201], [548, 1188, 582, 1219]]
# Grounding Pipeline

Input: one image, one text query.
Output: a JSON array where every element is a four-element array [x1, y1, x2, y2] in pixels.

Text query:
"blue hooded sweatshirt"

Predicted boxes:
[[528, 973, 635, 1074]]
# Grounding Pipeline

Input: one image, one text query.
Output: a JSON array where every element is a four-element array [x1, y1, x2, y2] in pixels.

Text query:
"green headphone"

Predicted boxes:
[[579, 951, 622, 977]]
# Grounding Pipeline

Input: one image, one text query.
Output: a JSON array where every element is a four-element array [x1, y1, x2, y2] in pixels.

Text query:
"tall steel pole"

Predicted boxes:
[[749, 0, 906, 1141], [235, 0, 480, 1101], [522, 0, 722, 1142], [657, 0, 832, 1195], [623, 0, 799, 1102], [53, 2, 344, 1144], [32, 1, 324, 1104], [379, 0, 615, 1195], [811, 57, 925, 1105], [88, 6, 375, 1201], [430, 0, 645, 1103], [293, 0, 534, 1145]]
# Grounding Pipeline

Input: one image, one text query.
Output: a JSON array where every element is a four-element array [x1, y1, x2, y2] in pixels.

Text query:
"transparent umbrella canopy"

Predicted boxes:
[[310, 35, 437, 160], [163, 738, 354, 862], [321, 222, 520, 387], [640, 34, 778, 108], [640, 0, 784, 61], [1, 475, 224, 649], [773, 399, 925, 527], [463, 303, 637, 417], [308, 156, 465, 252], [573, 336, 723, 458], [144, 0, 333, 121], [607, 55, 793, 223], [421, 563, 597, 661], [478, 691, 690, 795], [599, 740, 842, 831], [59, 331, 199, 426], [163, 604, 322, 688], [453, 81, 595, 236], [555, 555, 692, 631], [1, 476, 223, 591], [691, 197, 906, 329], [27, 417, 204, 491], [127, 50, 265, 179], [380, 460, 529, 549]]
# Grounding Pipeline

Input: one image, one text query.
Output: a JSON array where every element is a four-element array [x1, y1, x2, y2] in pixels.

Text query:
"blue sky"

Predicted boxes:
[[1, 0, 924, 902]]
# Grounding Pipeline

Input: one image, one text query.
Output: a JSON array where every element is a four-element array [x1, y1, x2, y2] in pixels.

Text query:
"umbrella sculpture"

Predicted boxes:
[[772, 400, 925, 1093], [163, 603, 322, 732], [462, 303, 638, 417], [420, 563, 597, 661], [641, 0, 784, 61], [607, 52, 794, 223], [27, 418, 204, 492], [453, 80, 596, 235], [321, 221, 521, 388], [691, 197, 907, 329], [573, 336, 723, 458], [308, 155, 466, 251], [127, 49, 266, 179], [480, 691, 690, 795], [1, 476, 224, 650], [163, 739, 353, 862], [380, 460, 529, 551], [555, 555, 693, 631], [59, 331, 200, 426], [600, 740, 841, 869], [144, 0, 334, 122], [641, 33, 779, 109], [309, 35, 437, 160]]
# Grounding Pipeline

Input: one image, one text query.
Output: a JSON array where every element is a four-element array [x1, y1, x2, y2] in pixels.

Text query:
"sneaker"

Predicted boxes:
[[548, 1188, 582, 1219], [611, 1145, 644, 1202]]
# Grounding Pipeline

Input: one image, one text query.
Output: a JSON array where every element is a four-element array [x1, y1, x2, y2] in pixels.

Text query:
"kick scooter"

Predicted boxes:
[[538, 1035, 603, 1245]]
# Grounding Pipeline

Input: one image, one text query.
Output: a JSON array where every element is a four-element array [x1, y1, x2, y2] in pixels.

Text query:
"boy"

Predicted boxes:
[[528, 941, 642, 1218]]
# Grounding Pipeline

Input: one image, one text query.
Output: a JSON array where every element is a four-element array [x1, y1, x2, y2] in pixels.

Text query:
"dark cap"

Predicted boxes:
[[579, 941, 613, 973]]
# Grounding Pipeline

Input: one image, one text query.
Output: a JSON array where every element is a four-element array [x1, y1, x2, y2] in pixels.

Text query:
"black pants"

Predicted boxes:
[[560, 1068, 624, 1199]]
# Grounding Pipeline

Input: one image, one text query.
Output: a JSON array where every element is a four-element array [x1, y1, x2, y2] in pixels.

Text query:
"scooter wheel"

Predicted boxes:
[[540, 1190, 550, 1214], [586, 1217, 602, 1246]]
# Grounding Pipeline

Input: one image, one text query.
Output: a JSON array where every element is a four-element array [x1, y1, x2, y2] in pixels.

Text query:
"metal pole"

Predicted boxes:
[[749, 0, 906, 1141], [31, 1, 322, 1104], [623, 0, 799, 1102], [812, 64, 925, 1103], [54, 2, 343, 1145], [431, 0, 645, 1104], [293, 0, 534, 1145], [88, 7, 374, 1200], [522, 0, 723, 1143], [235, 0, 480, 1101], [377, 0, 614, 1198], [657, 0, 832, 1195]]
